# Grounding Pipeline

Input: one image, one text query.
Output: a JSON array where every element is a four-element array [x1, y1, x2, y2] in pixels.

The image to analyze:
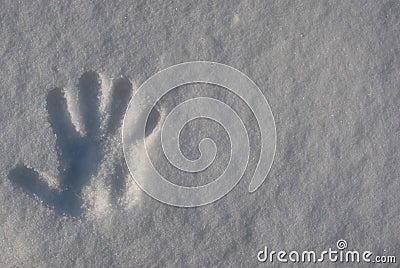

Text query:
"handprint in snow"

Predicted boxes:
[[8, 71, 135, 217]]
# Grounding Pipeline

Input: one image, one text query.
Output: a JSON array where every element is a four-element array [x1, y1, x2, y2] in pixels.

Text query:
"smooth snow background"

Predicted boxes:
[[1, 0, 399, 267]]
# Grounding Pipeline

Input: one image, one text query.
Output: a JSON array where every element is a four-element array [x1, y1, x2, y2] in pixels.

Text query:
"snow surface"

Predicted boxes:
[[1, 0, 399, 267]]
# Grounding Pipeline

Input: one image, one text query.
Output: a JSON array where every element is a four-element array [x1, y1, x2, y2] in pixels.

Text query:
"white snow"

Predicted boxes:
[[1, 0, 399, 267]]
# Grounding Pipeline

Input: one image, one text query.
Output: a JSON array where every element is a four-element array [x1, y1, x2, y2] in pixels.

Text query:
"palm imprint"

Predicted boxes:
[[8, 71, 133, 217]]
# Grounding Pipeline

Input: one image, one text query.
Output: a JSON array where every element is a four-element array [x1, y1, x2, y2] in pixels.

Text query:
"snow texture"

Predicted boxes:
[[0, 0, 399, 267]]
